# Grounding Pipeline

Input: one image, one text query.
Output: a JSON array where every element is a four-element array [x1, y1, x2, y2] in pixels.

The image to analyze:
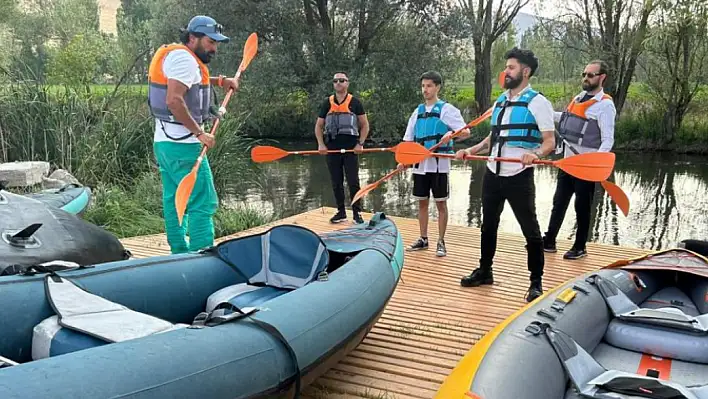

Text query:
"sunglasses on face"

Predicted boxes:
[[333, 78, 348, 83], [582, 72, 602, 78]]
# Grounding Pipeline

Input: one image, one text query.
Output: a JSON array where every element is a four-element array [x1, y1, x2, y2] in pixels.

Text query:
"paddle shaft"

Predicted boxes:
[[290, 147, 393, 155], [432, 153, 557, 165]]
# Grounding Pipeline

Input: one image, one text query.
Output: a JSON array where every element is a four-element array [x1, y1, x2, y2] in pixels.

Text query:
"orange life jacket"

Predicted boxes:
[[147, 44, 211, 128], [558, 93, 612, 149], [324, 94, 359, 139]]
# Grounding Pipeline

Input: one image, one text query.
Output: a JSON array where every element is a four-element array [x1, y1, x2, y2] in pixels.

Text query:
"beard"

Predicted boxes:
[[503, 73, 523, 90], [582, 80, 599, 92], [194, 45, 215, 64]]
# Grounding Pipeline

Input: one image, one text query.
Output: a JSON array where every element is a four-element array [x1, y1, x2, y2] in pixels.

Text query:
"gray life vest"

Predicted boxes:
[[557, 93, 612, 149], [147, 44, 212, 138], [324, 94, 359, 140]]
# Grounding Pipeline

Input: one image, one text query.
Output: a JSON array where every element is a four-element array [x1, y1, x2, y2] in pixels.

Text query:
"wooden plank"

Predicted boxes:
[[120, 206, 650, 397]]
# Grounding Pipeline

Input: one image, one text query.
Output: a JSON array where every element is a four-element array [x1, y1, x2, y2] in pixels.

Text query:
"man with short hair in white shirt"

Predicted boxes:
[[402, 71, 470, 257], [147, 15, 239, 254], [455, 48, 556, 302], [543, 60, 616, 260]]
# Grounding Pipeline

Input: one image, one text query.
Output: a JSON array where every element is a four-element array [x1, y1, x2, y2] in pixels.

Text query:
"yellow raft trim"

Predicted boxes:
[[433, 280, 572, 398]]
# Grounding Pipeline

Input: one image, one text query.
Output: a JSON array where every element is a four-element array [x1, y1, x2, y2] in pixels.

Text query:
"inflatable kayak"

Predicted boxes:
[[0, 190, 129, 276], [23, 184, 91, 216], [0, 212, 403, 398], [437, 246, 708, 399]]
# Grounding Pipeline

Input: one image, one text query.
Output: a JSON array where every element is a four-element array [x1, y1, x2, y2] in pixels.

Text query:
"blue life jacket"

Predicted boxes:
[[490, 89, 543, 152], [414, 100, 453, 154]]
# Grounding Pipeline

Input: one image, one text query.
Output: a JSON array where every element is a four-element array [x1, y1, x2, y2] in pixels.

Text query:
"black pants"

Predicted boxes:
[[326, 152, 361, 213], [544, 169, 596, 250], [480, 168, 544, 281]]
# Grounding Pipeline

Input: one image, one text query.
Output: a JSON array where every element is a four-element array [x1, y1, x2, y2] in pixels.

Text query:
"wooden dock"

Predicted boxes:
[[120, 207, 650, 399]]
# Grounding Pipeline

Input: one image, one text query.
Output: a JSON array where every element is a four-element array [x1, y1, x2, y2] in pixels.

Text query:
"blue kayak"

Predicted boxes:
[[23, 184, 91, 216], [0, 212, 403, 398]]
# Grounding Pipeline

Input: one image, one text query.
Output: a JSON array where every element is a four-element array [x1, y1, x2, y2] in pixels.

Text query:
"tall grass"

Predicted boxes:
[[84, 172, 273, 239], [0, 82, 261, 194]]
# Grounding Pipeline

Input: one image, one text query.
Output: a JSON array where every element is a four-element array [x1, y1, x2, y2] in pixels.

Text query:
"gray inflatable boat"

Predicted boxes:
[[436, 247, 708, 399]]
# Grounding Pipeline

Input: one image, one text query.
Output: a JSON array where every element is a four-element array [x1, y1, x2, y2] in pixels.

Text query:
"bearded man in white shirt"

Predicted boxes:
[[542, 60, 616, 260], [455, 48, 556, 303], [147, 15, 239, 254]]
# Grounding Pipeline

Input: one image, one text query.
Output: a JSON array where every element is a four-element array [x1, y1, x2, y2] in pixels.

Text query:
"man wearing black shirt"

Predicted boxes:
[[315, 72, 370, 224]]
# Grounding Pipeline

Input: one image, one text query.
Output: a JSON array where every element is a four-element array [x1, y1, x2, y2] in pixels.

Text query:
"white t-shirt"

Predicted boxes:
[[487, 85, 555, 176], [402, 101, 467, 175], [154, 49, 204, 144], [554, 89, 616, 157]]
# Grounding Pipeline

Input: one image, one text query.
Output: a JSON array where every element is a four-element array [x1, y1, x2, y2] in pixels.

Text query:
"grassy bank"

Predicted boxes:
[[83, 172, 273, 239]]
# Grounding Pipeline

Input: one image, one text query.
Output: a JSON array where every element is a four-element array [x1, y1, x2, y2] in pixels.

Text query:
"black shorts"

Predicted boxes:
[[412, 172, 449, 201]]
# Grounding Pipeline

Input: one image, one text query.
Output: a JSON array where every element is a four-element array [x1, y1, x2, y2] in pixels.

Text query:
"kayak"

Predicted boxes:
[[0, 212, 403, 398], [22, 184, 91, 216], [0, 190, 129, 276], [436, 245, 708, 399]]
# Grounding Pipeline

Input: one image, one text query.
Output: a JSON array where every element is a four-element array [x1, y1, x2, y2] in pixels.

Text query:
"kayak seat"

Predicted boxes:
[[604, 287, 708, 364], [206, 224, 330, 311], [206, 283, 290, 312]]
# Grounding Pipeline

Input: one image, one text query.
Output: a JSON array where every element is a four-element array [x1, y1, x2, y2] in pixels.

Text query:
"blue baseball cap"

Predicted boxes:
[[186, 15, 230, 43]]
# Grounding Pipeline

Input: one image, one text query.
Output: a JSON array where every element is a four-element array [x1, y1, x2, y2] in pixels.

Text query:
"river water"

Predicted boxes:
[[234, 140, 708, 251]]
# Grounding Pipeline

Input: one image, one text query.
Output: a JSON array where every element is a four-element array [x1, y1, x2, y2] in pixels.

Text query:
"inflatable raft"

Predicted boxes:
[[437, 247, 708, 399], [0, 212, 403, 398], [0, 190, 129, 276], [23, 184, 91, 216]]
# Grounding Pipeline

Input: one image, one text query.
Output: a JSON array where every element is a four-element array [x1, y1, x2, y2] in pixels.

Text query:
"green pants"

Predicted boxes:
[[154, 141, 218, 254]]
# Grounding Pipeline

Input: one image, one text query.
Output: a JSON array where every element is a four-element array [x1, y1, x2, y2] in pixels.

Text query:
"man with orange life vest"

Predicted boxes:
[[455, 48, 555, 302], [147, 15, 239, 254], [315, 72, 370, 224], [543, 60, 616, 260]]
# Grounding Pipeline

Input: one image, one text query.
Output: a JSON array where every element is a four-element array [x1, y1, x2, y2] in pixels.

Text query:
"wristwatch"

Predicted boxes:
[[358, 140, 365, 146]]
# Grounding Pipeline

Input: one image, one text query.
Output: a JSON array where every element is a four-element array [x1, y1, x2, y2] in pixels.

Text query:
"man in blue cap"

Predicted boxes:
[[147, 15, 239, 254]]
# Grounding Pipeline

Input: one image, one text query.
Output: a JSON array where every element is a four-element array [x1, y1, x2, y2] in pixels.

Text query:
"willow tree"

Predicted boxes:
[[638, 0, 708, 142], [543, 0, 657, 114]]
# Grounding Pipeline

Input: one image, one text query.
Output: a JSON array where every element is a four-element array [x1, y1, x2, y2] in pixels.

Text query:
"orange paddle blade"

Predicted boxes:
[[251, 146, 289, 163], [601, 180, 630, 216], [554, 152, 615, 182], [395, 142, 431, 165], [175, 157, 202, 226], [352, 167, 405, 204], [498, 70, 506, 88], [239, 33, 259, 72]]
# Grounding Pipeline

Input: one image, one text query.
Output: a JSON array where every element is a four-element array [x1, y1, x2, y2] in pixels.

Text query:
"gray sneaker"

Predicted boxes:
[[436, 240, 447, 257], [406, 237, 429, 252]]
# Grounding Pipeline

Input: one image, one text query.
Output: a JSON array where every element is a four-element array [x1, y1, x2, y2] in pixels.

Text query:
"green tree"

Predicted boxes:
[[47, 33, 107, 90]]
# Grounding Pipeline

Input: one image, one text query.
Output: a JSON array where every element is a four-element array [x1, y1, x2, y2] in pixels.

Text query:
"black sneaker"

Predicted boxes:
[[329, 210, 347, 224], [436, 240, 447, 257], [542, 236, 557, 253], [406, 237, 428, 252], [563, 248, 587, 260], [526, 279, 543, 302], [460, 268, 494, 287], [352, 212, 364, 224]]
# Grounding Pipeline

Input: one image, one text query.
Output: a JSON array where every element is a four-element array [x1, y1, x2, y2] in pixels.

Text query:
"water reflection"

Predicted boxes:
[[235, 141, 708, 251]]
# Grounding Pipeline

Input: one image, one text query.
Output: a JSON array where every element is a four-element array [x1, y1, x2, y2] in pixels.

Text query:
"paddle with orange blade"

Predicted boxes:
[[174, 33, 258, 226], [600, 180, 629, 216], [557, 136, 630, 216], [251, 145, 398, 163], [351, 107, 494, 204], [396, 142, 616, 182]]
